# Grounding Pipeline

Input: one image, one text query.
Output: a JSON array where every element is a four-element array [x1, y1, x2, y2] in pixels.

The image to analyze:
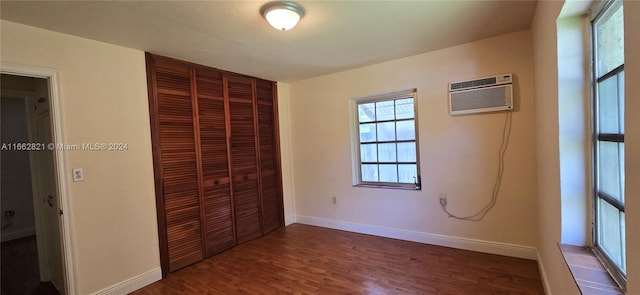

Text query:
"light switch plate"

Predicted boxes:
[[72, 168, 84, 182]]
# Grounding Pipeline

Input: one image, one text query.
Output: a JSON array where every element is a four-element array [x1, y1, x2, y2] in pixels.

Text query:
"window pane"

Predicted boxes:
[[360, 144, 377, 162], [598, 198, 624, 269], [619, 143, 625, 203], [593, 0, 625, 278], [376, 100, 395, 121], [359, 123, 376, 143], [379, 164, 398, 182], [378, 143, 396, 162], [397, 120, 415, 140], [598, 141, 622, 201], [397, 142, 416, 162], [619, 71, 625, 133], [598, 74, 621, 134], [621, 211, 626, 271], [595, 2, 624, 77], [395, 98, 414, 119], [377, 122, 396, 141], [398, 164, 417, 183], [361, 164, 378, 182], [354, 92, 419, 187], [358, 103, 375, 123]]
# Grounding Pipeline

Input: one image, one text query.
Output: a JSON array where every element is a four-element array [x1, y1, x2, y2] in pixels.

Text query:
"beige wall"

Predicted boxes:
[[624, 1, 640, 292], [531, 2, 581, 294], [288, 30, 538, 247], [1, 20, 160, 293], [277, 82, 297, 225]]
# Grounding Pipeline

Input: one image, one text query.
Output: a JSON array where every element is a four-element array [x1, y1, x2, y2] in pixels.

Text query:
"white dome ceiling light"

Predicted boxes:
[[260, 1, 305, 31]]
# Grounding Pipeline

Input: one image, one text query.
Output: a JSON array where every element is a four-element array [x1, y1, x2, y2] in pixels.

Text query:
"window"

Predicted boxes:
[[352, 89, 420, 189], [592, 0, 626, 288]]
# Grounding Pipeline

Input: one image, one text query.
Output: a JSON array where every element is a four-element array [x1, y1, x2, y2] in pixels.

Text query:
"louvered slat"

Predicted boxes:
[[228, 80, 253, 100], [153, 62, 204, 272], [256, 80, 273, 102], [228, 76, 262, 244], [256, 81, 280, 234], [196, 68, 235, 256]]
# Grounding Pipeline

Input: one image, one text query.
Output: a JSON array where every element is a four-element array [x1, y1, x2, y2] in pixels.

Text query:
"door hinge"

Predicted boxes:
[[59, 209, 63, 216]]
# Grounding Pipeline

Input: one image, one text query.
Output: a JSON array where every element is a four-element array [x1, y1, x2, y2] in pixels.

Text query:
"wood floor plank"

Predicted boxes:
[[133, 224, 545, 295], [1, 236, 61, 295]]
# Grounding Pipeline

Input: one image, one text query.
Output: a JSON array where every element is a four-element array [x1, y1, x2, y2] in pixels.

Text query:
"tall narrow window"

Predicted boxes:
[[352, 89, 420, 189], [592, 0, 625, 288]]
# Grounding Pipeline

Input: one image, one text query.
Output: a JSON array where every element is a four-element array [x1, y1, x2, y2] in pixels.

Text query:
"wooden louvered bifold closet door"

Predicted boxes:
[[196, 68, 236, 256], [256, 80, 280, 234], [147, 53, 283, 276], [226, 75, 263, 243], [151, 58, 204, 272]]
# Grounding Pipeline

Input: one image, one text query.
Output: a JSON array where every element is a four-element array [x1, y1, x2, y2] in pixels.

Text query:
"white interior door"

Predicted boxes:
[[35, 110, 65, 293]]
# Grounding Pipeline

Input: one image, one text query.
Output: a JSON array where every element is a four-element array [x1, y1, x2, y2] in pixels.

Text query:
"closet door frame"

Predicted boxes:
[[271, 83, 285, 227]]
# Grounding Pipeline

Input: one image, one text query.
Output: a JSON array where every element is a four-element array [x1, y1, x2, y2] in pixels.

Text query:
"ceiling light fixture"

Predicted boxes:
[[260, 1, 305, 31]]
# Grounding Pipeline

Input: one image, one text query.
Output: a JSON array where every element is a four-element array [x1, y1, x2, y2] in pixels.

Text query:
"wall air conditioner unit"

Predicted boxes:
[[448, 73, 513, 115]]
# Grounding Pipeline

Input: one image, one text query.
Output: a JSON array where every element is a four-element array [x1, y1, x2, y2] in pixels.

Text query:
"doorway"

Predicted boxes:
[[1, 74, 65, 295]]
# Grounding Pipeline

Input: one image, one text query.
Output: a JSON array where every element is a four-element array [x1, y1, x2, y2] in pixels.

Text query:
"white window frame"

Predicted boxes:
[[591, 0, 626, 289], [350, 89, 421, 190]]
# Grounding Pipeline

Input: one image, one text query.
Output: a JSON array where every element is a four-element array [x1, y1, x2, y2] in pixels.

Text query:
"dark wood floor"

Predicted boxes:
[[1, 235, 61, 295], [133, 224, 544, 294]]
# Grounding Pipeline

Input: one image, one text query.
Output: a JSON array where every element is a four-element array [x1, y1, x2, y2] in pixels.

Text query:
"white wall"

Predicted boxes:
[[288, 30, 538, 249], [1, 20, 160, 294], [557, 14, 591, 247], [0, 97, 36, 242]]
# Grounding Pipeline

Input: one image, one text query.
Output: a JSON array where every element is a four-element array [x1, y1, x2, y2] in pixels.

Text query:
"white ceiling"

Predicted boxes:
[[0, 1, 537, 82]]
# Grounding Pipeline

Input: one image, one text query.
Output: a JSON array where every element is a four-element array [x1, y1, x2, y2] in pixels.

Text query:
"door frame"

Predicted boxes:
[[1, 63, 77, 295]]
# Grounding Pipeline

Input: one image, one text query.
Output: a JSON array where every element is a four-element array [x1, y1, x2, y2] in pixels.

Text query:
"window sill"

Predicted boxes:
[[558, 244, 624, 294], [353, 184, 421, 191]]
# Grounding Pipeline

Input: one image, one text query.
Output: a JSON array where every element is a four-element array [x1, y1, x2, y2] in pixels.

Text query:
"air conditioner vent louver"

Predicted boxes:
[[448, 73, 513, 115], [450, 77, 497, 91]]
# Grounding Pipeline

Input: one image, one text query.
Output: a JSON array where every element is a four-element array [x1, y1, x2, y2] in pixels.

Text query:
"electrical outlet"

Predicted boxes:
[[439, 193, 447, 206], [332, 196, 337, 205], [72, 168, 84, 182], [4, 210, 15, 217]]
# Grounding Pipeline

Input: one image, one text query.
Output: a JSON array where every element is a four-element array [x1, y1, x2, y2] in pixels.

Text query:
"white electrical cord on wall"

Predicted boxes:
[[440, 111, 513, 221]]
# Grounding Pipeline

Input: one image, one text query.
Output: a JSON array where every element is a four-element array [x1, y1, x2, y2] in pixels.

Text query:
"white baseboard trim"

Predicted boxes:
[[285, 216, 296, 226], [92, 267, 161, 295], [1, 226, 36, 242], [295, 215, 538, 260], [536, 249, 553, 295]]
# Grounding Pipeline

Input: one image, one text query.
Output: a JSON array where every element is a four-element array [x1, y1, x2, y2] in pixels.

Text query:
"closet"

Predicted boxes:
[[145, 53, 283, 275]]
